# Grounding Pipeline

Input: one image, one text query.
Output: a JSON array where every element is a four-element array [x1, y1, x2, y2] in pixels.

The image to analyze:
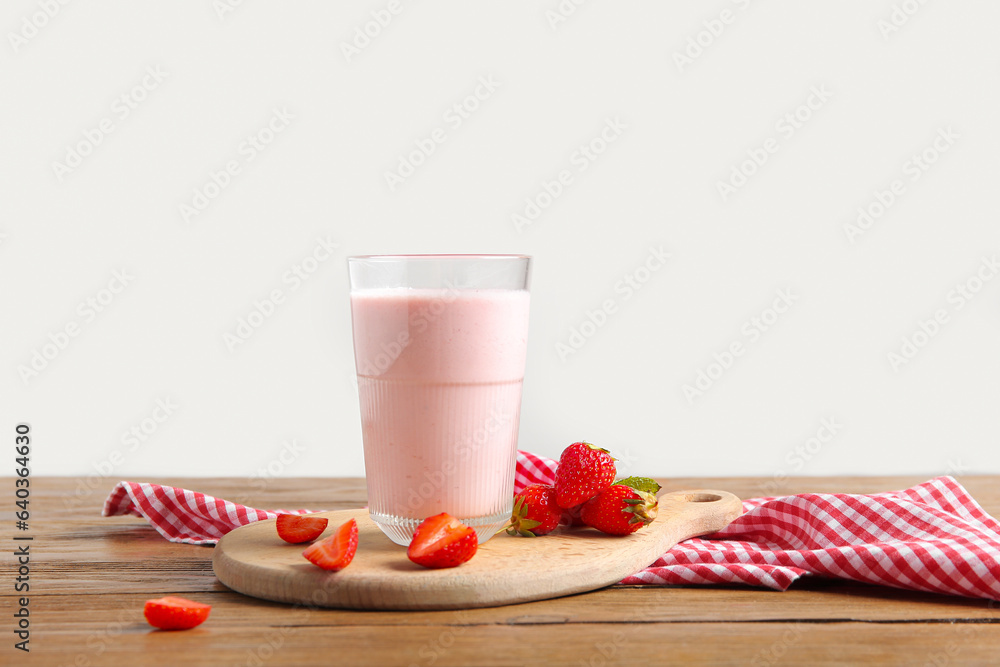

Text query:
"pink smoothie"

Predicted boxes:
[[350, 288, 530, 544]]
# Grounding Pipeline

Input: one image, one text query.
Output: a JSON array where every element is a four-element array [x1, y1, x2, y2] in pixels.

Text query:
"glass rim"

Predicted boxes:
[[348, 254, 530, 262]]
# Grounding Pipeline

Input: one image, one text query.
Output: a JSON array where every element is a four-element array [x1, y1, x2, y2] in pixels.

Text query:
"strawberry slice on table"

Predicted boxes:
[[507, 484, 561, 537], [555, 441, 617, 509], [276, 513, 329, 544], [143, 596, 211, 631], [580, 482, 659, 536], [407, 513, 478, 569], [302, 518, 358, 571]]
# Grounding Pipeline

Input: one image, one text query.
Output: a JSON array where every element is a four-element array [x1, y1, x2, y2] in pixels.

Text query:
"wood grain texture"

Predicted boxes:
[[22, 621, 1000, 667], [213, 490, 742, 610], [5, 475, 1000, 667]]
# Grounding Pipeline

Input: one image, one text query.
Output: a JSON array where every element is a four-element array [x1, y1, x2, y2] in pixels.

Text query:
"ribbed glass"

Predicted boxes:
[[348, 255, 531, 546], [359, 377, 523, 545]]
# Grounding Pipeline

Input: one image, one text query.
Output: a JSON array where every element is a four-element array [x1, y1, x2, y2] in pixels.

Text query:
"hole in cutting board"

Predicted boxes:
[[685, 493, 722, 503]]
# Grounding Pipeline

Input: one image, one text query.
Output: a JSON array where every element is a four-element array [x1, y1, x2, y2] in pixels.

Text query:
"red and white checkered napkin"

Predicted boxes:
[[104, 450, 1000, 601], [102, 483, 315, 546]]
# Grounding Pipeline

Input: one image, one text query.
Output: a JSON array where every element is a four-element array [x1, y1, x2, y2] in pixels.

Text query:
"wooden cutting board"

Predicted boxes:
[[213, 489, 742, 611]]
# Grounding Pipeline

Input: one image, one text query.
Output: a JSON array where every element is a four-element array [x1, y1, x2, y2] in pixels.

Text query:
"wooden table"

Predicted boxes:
[[11, 476, 1000, 666]]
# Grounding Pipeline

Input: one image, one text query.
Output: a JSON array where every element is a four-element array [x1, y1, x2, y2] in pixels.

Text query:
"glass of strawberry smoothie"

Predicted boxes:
[[348, 255, 531, 546]]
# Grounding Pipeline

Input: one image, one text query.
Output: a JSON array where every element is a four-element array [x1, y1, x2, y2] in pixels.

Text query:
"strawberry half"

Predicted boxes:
[[276, 514, 329, 544], [143, 596, 211, 631], [555, 441, 617, 509], [302, 518, 358, 571], [507, 484, 561, 537], [407, 513, 478, 569], [580, 483, 659, 536]]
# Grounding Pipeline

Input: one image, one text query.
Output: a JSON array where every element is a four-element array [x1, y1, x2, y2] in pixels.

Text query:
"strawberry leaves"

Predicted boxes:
[[614, 476, 662, 496]]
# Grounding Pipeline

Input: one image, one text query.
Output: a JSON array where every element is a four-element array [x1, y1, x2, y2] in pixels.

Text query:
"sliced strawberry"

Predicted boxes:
[[143, 596, 211, 631], [407, 513, 478, 569], [276, 513, 329, 544], [302, 518, 358, 571]]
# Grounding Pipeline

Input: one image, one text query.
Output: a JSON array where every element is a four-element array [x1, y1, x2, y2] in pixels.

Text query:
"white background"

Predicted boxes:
[[2, 1, 998, 492]]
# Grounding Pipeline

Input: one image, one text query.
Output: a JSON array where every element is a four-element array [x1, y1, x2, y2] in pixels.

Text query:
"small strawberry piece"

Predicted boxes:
[[276, 514, 329, 544], [507, 484, 561, 537], [302, 518, 358, 571], [407, 513, 478, 569], [143, 596, 211, 631], [555, 441, 617, 509], [580, 484, 658, 536]]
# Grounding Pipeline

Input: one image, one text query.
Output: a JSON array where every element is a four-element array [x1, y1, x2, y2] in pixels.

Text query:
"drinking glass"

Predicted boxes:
[[348, 255, 531, 545]]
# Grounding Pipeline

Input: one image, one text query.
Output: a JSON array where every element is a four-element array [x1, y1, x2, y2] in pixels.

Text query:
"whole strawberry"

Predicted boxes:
[[507, 484, 561, 537], [580, 483, 659, 535], [560, 504, 586, 527], [555, 442, 616, 509]]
